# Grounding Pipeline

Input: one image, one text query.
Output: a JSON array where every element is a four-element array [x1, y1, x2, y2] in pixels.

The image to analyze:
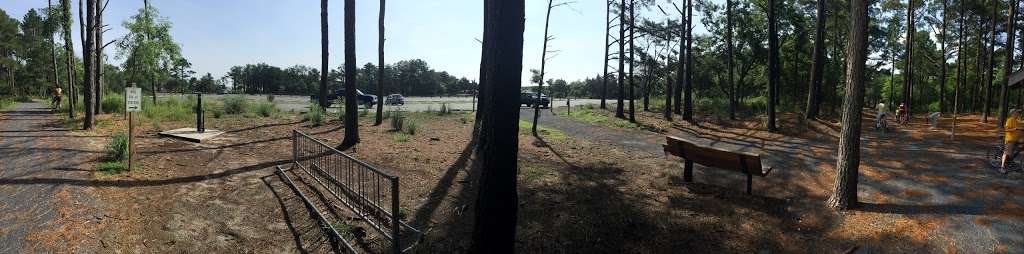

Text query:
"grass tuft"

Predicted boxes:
[[96, 162, 129, 174], [306, 104, 326, 126]]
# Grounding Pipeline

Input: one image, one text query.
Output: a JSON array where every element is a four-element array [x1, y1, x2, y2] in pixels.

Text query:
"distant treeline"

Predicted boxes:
[[227, 59, 480, 97]]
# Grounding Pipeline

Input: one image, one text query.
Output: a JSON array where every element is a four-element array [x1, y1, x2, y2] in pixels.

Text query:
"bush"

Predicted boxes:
[[406, 121, 418, 135], [142, 97, 194, 122], [390, 110, 405, 131], [306, 104, 326, 126], [222, 95, 249, 115], [438, 103, 449, 115], [105, 132, 130, 162], [101, 93, 125, 113], [393, 133, 411, 142], [96, 162, 128, 173], [255, 101, 277, 117]]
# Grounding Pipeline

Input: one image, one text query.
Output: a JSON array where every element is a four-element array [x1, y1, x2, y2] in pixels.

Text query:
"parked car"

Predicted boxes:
[[520, 92, 550, 108], [385, 94, 405, 105], [311, 89, 377, 108]]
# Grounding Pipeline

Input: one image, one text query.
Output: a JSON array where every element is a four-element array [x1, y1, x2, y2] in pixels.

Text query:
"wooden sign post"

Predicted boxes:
[[125, 87, 142, 171]]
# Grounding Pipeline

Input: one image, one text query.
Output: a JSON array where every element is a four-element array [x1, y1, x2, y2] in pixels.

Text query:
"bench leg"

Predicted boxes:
[[683, 160, 694, 182], [746, 173, 752, 195]]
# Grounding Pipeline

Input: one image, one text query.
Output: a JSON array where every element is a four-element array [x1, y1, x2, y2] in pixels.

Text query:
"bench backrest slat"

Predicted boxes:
[[664, 136, 766, 176]]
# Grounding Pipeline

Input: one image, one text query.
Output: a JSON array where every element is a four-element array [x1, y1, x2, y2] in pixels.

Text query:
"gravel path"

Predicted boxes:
[[0, 102, 103, 252], [525, 108, 1024, 253]]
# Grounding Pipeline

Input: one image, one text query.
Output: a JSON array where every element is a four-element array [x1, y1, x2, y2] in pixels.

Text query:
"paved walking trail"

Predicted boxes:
[[0, 102, 103, 252], [524, 108, 1024, 253]]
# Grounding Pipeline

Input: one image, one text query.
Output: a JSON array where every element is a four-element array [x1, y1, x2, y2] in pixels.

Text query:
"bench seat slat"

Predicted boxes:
[[663, 136, 770, 177]]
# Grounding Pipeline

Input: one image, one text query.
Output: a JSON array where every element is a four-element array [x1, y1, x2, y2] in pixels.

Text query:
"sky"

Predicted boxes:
[[2, 0, 710, 87]]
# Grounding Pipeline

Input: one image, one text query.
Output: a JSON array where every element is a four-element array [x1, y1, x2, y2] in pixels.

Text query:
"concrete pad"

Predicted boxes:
[[158, 128, 226, 143]]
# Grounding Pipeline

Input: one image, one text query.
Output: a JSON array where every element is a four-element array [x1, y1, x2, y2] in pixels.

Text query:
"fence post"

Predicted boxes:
[[292, 130, 298, 163], [391, 178, 400, 254]]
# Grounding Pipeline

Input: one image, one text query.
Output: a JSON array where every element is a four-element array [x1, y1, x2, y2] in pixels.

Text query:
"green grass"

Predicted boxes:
[[254, 100, 278, 117], [105, 132, 130, 162], [564, 108, 642, 130], [142, 96, 195, 122], [306, 104, 326, 126], [519, 163, 548, 182], [393, 133, 411, 142], [222, 95, 249, 114], [96, 161, 129, 174], [101, 93, 125, 113], [0, 97, 16, 111], [518, 120, 569, 140]]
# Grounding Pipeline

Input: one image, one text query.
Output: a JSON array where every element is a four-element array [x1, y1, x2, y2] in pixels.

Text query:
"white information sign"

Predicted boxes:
[[126, 87, 142, 112]]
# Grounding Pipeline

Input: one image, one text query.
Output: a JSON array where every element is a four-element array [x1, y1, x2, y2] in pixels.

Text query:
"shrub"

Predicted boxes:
[[390, 110, 405, 131], [222, 95, 249, 115], [306, 104, 326, 126], [142, 97, 194, 122], [101, 93, 125, 113], [96, 162, 128, 173], [406, 120, 418, 135], [266, 94, 275, 102], [393, 133, 411, 142], [105, 132, 130, 162], [255, 101, 277, 117], [439, 103, 449, 116]]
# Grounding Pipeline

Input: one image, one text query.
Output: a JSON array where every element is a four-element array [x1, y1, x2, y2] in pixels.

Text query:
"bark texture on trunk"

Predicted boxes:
[[805, 0, 825, 120], [601, 0, 611, 110], [470, 0, 524, 251], [83, 0, 95, 129], [902, 0, 915, 118], [319, 0, 329, 109], [62, 0, 76, 118], [532, 0, 554, 136], [726, 0, 736, 120], [939, 0, 948, 113], [375, 0, 386, 126], [616, 0, 626, 118], [826, 0, 868, 210], [340, 0, 360, 148], [1000, 0, 1019, 126], [94, 0, 103, 114], [628, 0, 636, 123], [767, 0, 778, 132], [683, 0, 693, 122], [984, 0, 996, 122]]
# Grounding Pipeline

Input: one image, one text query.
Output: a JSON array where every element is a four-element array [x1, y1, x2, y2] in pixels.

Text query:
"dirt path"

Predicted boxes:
[[528, 108, 1024, 253], [0, 102, 105, 252]]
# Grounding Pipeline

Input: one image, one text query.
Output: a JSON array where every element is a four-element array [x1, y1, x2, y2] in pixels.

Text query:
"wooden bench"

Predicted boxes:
[[663, 135, 773, 195]]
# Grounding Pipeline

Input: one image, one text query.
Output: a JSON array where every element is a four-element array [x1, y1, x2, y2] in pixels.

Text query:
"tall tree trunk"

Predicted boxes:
[[628, 0, 636, 123], [805, 0, 825, 120], [83, 0, 95, 129], [616, 0, 626, 119], [985, 0, 997, 122], [726, 0, 736, 120], [532, 0, 554, 136], [49, 0, 62, 102], [318, 0, 329, 109], [953, 0, 964, 138], [339, 0, 359, 148], [1000, 0, 1019, 126], [903, 0, 915, 118], [826, 0, 868, 210], [675, 5, 685, 117], [375, 0, 386, 126], [939, 0, 948, 113], [664, 75, 673, 120], [767, 0, 778, 132], [601, 0, 611, 110], [683, 0, 693, 121], [94, 0, 103, 114], [471, 0, 524, 251], [145, 0, 156, 103], [62, 0, 76, 119]]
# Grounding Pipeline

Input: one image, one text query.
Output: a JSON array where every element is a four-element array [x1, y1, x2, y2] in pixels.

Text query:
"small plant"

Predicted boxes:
[[96, 161, 128, 173], [306, 104, 326, 126], [390, 110, 405, 131], [438, 103, 449, 116], [406, 120, 418, 135], [151, 119, 163, 131], [101, 93, 125, 113], [393, 133, 411, 142], [222, 95, 249, 114], [105, 132, 130, 162], [459, 117, 468, 124], [266, 94, 275, 102], [360, 108, 369, 117], [255, 101, 277, 117]]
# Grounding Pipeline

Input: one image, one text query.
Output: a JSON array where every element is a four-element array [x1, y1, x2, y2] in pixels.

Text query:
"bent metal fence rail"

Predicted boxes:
[[276, 130, 420, 253]]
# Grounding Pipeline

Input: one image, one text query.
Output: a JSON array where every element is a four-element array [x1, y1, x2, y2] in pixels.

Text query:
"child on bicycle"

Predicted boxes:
[[895, 103, 908, 124], [1001, 109, 1023, 174], [51, 85, 63, 110]]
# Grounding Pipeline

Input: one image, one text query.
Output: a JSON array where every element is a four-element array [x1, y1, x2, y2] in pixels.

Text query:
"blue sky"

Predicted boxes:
[[3, 0, 708, 86]]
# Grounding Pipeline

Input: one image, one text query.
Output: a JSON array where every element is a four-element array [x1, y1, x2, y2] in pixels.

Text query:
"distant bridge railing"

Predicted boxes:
[[277, 130, 420, 253]]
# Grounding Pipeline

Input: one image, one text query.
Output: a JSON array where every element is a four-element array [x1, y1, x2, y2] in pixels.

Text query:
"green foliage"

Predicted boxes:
[[222, 95, 249, 115], [306, 104, 326, 126], [393, 133, 411, 142], [101, 93, 125, 114], [360, 108, 369, 117], [142, 97, 193, 122], [406, 121, 418, 135], [390, 110, 405, 131], [0, 97, 16, 111], [105, 132, 130, 162], [96, 162, 129, 174], [518, 120, 569, 140], [255, 101, 277, 117], [117, 5, 188, 92]]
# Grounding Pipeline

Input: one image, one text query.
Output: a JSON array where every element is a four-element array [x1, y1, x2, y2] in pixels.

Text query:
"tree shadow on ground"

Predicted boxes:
[[262, 174, 336, 253], [0, 159, 291, 188]]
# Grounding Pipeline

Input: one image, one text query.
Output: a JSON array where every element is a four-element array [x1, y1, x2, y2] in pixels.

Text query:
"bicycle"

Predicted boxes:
[[874, 113, 889, 134], [986, 141, 1024, 173]]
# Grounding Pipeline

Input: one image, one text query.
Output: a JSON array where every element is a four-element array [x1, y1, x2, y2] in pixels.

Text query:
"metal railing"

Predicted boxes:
[[278, 130, 419, 253]]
